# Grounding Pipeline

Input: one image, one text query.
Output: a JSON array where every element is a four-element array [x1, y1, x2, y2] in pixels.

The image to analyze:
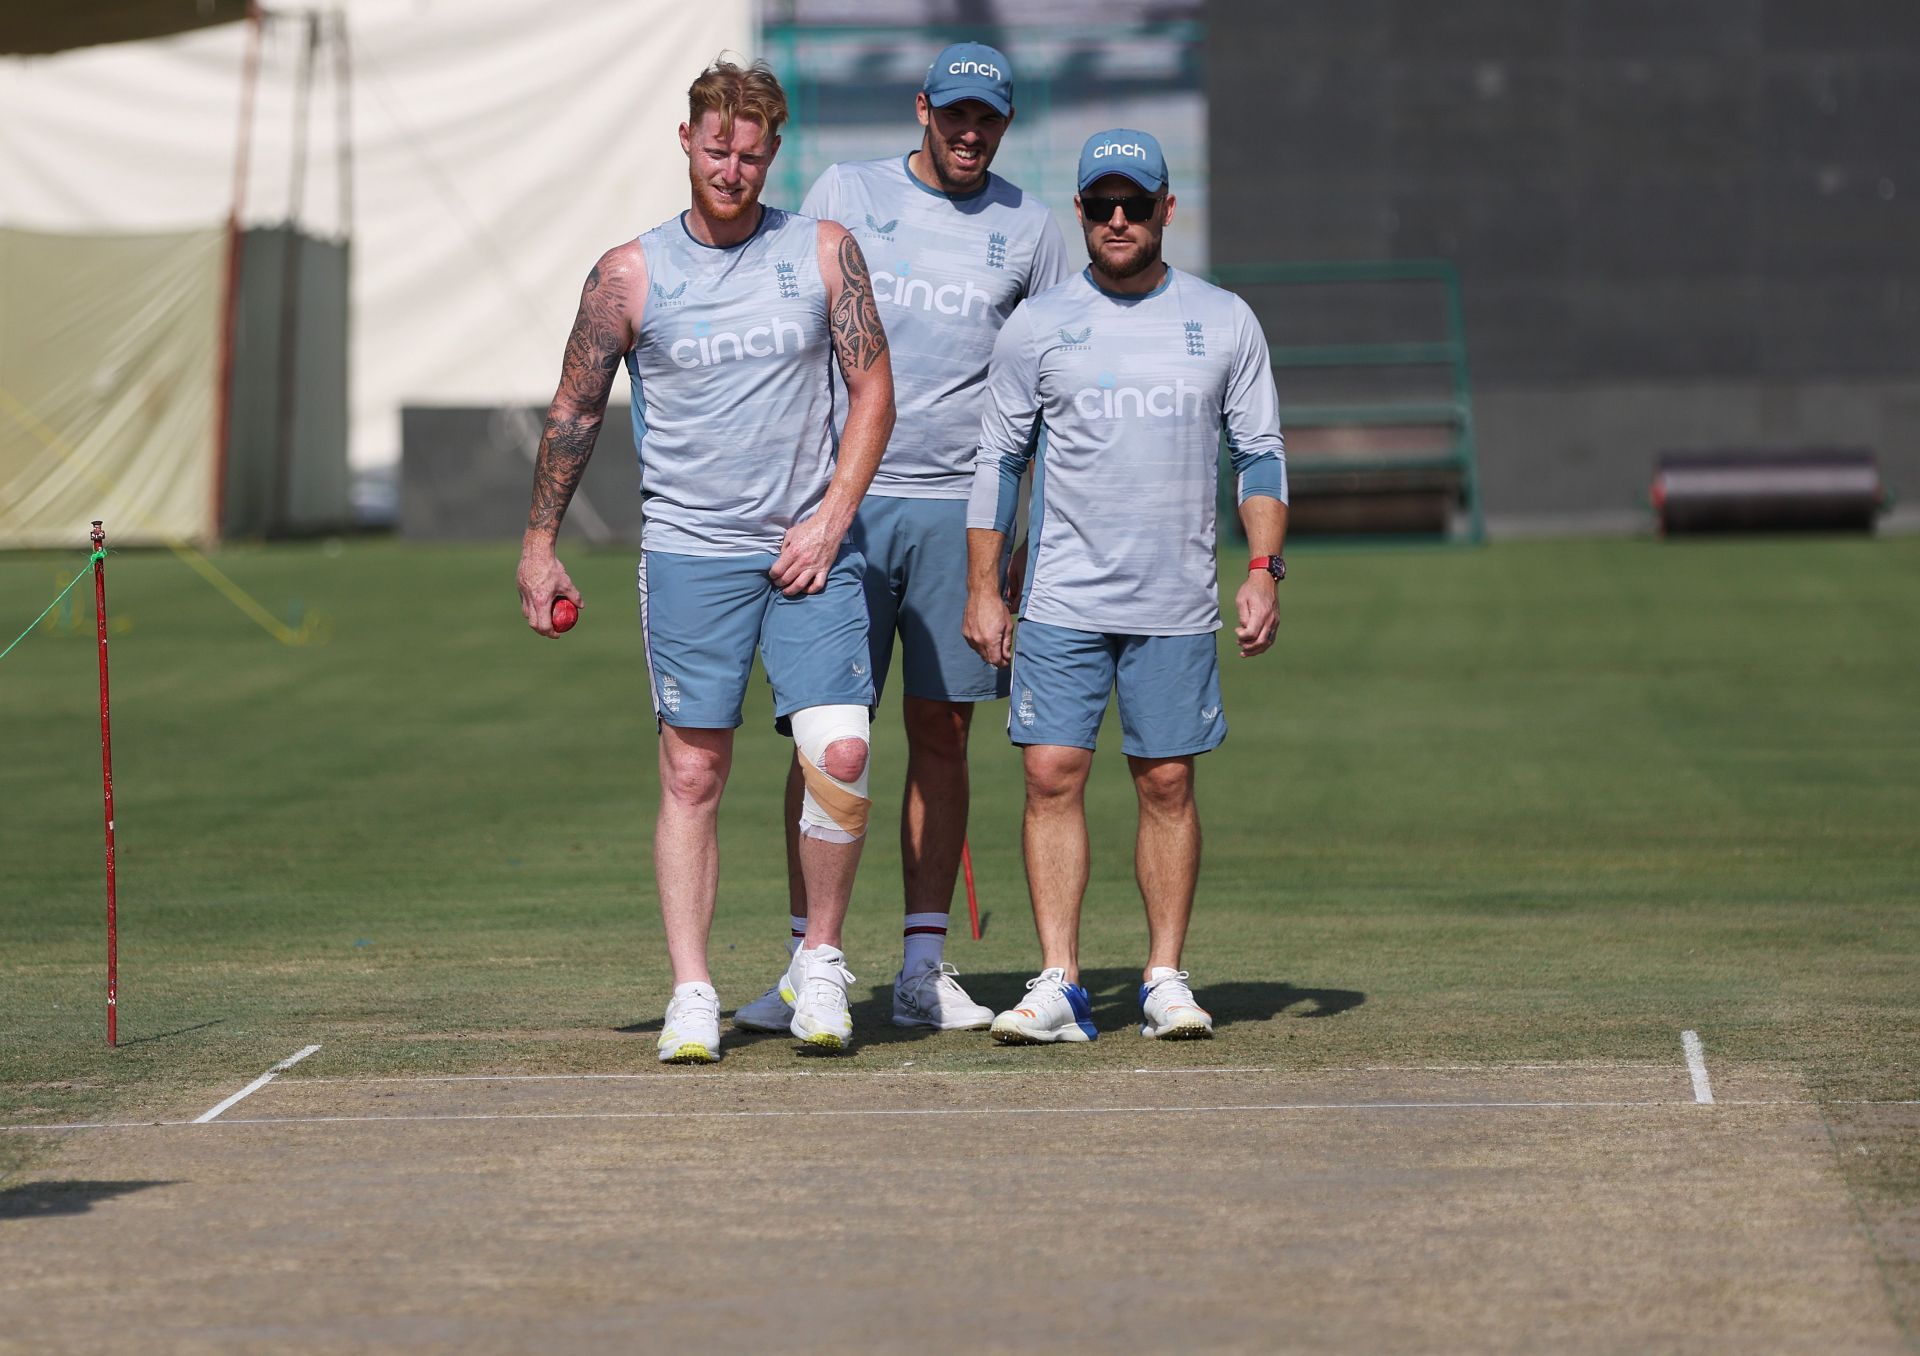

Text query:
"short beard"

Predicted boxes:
[[1087, 232, 1161, 280], [689, 163, 756, 223], [923, 128, 988, 193]]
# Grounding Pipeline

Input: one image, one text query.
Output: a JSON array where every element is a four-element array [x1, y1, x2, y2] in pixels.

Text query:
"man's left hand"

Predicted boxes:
[[1234, 575, 1278, 657]]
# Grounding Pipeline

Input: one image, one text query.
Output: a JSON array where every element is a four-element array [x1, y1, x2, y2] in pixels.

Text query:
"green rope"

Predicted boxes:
[[0, 550, 108, 664]]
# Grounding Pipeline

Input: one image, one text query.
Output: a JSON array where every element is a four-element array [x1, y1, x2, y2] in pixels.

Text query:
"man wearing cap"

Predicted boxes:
[[962, 129, 1287, 1044], [733, 43, 1070, 1036]]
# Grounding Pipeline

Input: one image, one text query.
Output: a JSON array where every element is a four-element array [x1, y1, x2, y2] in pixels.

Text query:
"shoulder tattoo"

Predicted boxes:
[[830, 234, 888, 373]]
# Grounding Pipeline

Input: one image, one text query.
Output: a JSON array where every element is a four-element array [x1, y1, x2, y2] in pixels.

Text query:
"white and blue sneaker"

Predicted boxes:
[[780, 944, 856, 1050], [657, 982, 721, 1064], [990, 967, 1098, 1044], [1139, 968, 1213, 1040]]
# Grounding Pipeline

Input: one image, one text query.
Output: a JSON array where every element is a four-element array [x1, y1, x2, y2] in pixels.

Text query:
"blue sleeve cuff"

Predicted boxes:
[[1235, 454, 1287, 505], [992, 456, 1024, 535]]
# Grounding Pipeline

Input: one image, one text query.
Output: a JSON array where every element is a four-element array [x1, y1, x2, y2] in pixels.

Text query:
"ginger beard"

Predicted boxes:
[[683, 113, 776, 224]]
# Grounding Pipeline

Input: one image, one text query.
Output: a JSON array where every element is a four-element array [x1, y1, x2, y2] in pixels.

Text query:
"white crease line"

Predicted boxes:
[[1682, 1030, 1714, 1105], [192, 1098, 1711, 1126], [12, 1097, 1903, 1135], [192, 1045, 322, 1124], [1828, 1099, 1920, 1105], [288, 1061, 1665, 1086]]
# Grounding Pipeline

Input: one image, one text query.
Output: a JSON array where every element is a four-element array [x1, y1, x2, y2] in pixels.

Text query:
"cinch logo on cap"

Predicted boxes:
[[949, 60, 1001, 79], [1095, 142, 1148, 158]]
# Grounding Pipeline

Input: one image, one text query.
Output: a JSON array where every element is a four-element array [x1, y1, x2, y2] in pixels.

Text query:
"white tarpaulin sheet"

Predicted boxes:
[[1, 0, 752, 512], [0, 227, 224, 545]]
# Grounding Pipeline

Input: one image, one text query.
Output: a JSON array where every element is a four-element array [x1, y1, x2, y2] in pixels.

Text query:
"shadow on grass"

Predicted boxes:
[[1067, 969, 1365, 1032], [0, 1180, 174, 1220], [613, 972, 1365, 1046], [114, 1020, 225, 1047]]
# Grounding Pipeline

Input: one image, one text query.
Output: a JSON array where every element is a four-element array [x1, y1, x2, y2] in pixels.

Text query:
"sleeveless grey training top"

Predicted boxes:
[[626, 207, 835, 556]]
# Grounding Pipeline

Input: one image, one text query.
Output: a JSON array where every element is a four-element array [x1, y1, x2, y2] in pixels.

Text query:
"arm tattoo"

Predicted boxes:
[[527, 262, 632, 535], [830, 234, 889, 373]]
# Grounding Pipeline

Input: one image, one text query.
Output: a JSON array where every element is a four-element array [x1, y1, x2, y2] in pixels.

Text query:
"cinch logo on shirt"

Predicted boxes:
[[872, 266, 992, 319], [1073, 375, 1206, 419], [950, 60, 1001, 79], [1094, 141, 1149, 159], [668, 316, 807, 369]]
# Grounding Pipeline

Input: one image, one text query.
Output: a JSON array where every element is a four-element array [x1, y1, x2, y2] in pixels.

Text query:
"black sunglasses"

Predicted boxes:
[[1081, 193, 1159, 224]]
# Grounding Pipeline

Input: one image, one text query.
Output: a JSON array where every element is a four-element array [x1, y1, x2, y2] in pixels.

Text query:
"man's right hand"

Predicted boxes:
[[962, 588, 1014, 669], [518, 545, 581, 639]]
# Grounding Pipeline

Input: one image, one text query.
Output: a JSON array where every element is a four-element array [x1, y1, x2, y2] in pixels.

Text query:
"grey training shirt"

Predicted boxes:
[[802, 155, 1069, 498], [627, 207, 835, 556], [967, 266, 1287, 636]]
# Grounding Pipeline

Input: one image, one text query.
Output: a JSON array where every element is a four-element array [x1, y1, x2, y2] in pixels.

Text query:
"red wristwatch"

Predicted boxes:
[[1250, 555, 1286, 582]]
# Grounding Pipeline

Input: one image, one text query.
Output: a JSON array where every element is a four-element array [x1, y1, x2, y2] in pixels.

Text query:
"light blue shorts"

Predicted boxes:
[[851, 495, 1010, 705], [638, 547, 874, 729], [1008, 619, 1226, 759]]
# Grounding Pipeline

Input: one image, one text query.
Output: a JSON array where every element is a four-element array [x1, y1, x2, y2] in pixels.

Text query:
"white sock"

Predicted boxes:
[[902, 913, 948, 971], [788, 915, 806, 956]]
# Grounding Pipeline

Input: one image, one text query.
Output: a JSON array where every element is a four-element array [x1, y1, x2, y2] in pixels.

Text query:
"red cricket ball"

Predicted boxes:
[[551, 597, 578, 633]]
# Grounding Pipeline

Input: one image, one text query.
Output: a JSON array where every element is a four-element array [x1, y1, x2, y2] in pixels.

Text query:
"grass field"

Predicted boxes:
[[3, 535, 1917, 1348]]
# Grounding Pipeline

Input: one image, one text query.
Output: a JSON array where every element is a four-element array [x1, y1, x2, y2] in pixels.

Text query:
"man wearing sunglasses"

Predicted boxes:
[[733, 43, 1070, 1037], [962, 129, 1288, 1044]]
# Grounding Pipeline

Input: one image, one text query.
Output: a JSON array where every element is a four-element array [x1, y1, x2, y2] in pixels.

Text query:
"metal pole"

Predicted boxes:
[[273, 11, 321, 536], [92, 521, 118, 1047], [215, 4, 266, 544], [332, 8, 354, 239]]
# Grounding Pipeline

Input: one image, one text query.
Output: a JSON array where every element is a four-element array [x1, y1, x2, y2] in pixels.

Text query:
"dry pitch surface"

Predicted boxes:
[[2, 1050, 1911, 1354]]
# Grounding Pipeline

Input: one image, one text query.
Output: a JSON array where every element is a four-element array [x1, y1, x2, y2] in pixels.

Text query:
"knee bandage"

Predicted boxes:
[[789, 704, 871, 843]]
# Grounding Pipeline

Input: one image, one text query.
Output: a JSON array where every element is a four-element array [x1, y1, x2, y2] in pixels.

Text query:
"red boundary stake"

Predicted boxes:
[[961, 839, 981, 941], [92, 521, 118, 1048]]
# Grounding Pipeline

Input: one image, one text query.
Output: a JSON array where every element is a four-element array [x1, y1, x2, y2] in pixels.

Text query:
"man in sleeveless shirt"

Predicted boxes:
[[963, 129, 1288, 1044], [733, 44, 1071, 1037], [516, 60, 896, 1063]]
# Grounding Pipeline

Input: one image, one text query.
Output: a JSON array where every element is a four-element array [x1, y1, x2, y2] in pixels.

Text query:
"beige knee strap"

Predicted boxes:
[[789, 704, 870, 842]]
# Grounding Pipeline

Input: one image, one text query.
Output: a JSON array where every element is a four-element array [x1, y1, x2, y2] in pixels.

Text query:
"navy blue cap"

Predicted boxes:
[[1077, 128, 1168, 194], [922, 43, 1014, 117]]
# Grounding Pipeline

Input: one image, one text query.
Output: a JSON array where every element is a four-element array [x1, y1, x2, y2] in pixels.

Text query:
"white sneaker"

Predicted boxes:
[[780, 945, 855, 1050], [989, 967, 1098, 1044], [732, 978, 795, 1032], [892, 961, 994, 1030], [1139, 968, 1213, 1040], [657, 982, 721, 1063]]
